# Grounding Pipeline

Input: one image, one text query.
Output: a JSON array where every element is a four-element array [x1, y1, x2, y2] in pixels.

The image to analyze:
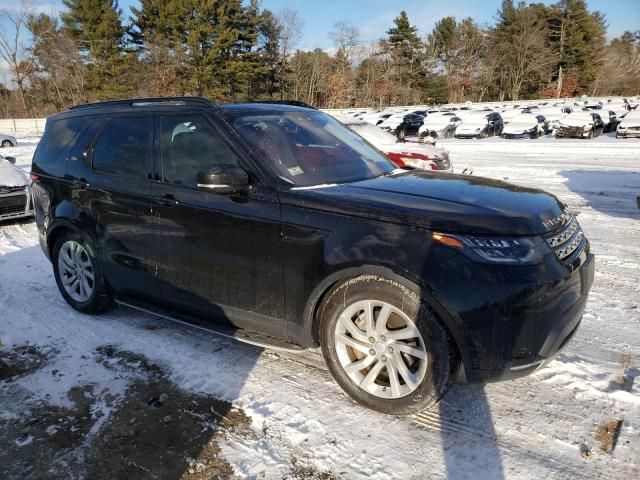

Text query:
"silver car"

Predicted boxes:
[[1, 133, 17, 148], [0, 154, 33, 222]]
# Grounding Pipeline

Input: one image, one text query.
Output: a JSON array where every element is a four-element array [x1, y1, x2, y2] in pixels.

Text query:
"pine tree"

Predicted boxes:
[[546, 0, 607, 93], [380, 11, 427, 104], [61, 0, 134, 100]]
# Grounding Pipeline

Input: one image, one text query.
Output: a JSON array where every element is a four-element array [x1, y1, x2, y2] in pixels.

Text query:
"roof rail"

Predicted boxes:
[[251, 100, 317, 110], [69, 96, 216, 111]]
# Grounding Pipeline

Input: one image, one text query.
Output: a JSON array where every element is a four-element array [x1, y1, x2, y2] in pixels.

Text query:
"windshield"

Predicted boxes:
[[349, 123, 398, 148], [223, 109, 395, 187]]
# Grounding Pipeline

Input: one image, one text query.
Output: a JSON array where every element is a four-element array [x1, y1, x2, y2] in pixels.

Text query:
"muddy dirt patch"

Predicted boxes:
[[0, 345, 49, 381]]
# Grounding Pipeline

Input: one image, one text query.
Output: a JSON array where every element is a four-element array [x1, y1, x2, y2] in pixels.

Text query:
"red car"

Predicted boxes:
[[339, 117, 453, 173]]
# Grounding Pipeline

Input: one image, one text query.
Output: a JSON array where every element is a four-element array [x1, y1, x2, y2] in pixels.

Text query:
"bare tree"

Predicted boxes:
[[0, 0, 33, 115], [329, 21, 361, 64], [275, 8, 303, 99]]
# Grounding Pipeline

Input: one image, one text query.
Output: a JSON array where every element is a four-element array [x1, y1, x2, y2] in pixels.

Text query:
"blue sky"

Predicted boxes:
[[1, 0, 638, 48]]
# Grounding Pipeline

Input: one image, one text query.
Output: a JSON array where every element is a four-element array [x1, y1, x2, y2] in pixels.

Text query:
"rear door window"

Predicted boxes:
[[92, 116, 153, 179]]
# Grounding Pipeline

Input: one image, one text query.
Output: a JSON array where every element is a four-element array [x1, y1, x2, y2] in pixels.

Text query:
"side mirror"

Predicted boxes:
[[3, 156, 16, 165], [196, 165, 249, 194]]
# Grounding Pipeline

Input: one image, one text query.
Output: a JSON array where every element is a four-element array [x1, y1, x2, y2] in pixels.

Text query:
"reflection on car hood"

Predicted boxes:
[[283, 170, 565, 235], [0, 160, 28, 187]]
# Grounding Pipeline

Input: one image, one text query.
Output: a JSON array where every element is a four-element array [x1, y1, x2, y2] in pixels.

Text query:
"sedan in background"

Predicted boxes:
[[0, 154, 33, 222], [455, 112, 504, 139], [502, 114, 548, 139], [418, 113, 461, 140], [556, 112, 604, 139], [338, 117, 452, 173], [616, 110, 640, 138], [1, 133, 17, 148]]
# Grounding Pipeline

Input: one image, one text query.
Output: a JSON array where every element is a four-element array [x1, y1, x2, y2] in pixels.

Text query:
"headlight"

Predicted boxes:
[[432, 233, 547, 264]]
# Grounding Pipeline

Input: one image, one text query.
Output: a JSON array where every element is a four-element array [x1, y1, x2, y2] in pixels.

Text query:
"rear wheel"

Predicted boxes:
[[318, 275, 456, 414], [1, 140, 13, 147], [396, 127, 406, 141], [53, 232, 113, 313]]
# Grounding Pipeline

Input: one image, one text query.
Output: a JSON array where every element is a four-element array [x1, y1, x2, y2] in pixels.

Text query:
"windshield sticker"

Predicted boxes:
[[288, 166, 304, 176]]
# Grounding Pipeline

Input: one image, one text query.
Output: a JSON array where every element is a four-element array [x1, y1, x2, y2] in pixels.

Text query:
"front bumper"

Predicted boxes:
[[455, 132, 482, 138], [0, 186, 33, 222], [502, 131, 534, 139], [429, 242, 595, 384], [616, 129, 640, 138]]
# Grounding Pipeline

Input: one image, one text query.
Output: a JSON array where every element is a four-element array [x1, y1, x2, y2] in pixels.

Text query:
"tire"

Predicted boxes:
[[318, 275, 457, 414], [396, 128, 406, 141], [52, 231, 113, 314], [1, 140, 13, 148], [587, 129, 593, 139]]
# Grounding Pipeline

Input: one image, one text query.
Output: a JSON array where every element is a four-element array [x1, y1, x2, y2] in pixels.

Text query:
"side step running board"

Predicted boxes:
[[115, 298, 307, 353]]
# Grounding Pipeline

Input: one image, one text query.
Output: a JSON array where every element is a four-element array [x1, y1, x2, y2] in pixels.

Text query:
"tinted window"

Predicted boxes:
[[92, 116, 153, 179], [34, 116, 91, 164], [160, 115, 241, 188], [222, 109, 394, 187]]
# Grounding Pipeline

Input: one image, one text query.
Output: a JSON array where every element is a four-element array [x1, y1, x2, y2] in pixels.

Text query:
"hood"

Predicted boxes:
[[457, 119, 488, 131], [0, 159, 28, 187], [558, 115, 592, 128], [619, 113, 640, 128], [502, 118, 537, 134], [284, 170, 565, 236], [420, 119, 451, 131]]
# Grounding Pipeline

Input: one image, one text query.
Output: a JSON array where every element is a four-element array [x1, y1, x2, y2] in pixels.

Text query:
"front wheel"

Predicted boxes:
[[53, 232, 113, 314], [1, 140, 13, 147], [318, 275, 456, 414]]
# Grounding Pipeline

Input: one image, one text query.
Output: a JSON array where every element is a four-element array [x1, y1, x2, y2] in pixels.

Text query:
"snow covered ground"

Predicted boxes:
[[1, 134, 639, 479]]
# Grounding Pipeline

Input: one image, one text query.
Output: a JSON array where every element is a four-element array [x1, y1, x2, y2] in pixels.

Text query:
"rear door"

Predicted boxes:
[[150, 113, 285, 336], [83, 115, 160, 300]]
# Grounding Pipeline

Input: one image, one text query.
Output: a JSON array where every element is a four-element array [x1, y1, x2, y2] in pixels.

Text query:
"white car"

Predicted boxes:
[[337, 117, 453, 173], [0, 154, 33, 222], [455, 112, 504, 139], [555, 112, 605, 138], [616, 110, 640, 138], [1, 133, 17, 148], [501, 113, 547, 139], [418, 113, 461, 140]]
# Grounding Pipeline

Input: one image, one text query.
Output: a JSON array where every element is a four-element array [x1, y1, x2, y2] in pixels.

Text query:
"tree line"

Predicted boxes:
[[0, 0, 638, 118]]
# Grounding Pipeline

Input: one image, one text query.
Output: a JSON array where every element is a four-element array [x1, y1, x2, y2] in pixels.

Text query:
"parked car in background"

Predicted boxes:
[[616, 110, 640, 138], [379, 112, 425, 139], [502, 113, 548, 139], [418, 113, 461, 140], [537, 106, 573, 130], [1, 154, 33, 222], [1, 133, 17, 148], [338, 117, 452, 173], [394, 113, 426, 140], [455, 112, 504, 139], [32, 97, 594, 414], [556, 112, 604, 139]]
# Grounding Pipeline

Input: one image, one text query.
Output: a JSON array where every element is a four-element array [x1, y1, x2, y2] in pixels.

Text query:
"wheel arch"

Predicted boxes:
[[301, 264, 470, 373]]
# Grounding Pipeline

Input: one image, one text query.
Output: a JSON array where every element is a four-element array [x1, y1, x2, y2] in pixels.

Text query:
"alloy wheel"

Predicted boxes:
[[333, 299, 428, 399], [57, 240, 95, 303]]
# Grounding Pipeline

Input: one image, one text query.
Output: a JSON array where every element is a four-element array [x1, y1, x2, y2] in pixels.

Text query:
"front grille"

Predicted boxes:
[[545, 215, 585, 261], [0, 186, 26, 194], [0, 192, 27, 217]]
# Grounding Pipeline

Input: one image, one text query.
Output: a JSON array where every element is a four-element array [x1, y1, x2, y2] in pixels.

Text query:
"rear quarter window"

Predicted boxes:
[[33, 116, 91, 165]]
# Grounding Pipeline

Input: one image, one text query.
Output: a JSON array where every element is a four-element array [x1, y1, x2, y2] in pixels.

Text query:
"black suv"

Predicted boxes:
[[31, 97, 595, 414]]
